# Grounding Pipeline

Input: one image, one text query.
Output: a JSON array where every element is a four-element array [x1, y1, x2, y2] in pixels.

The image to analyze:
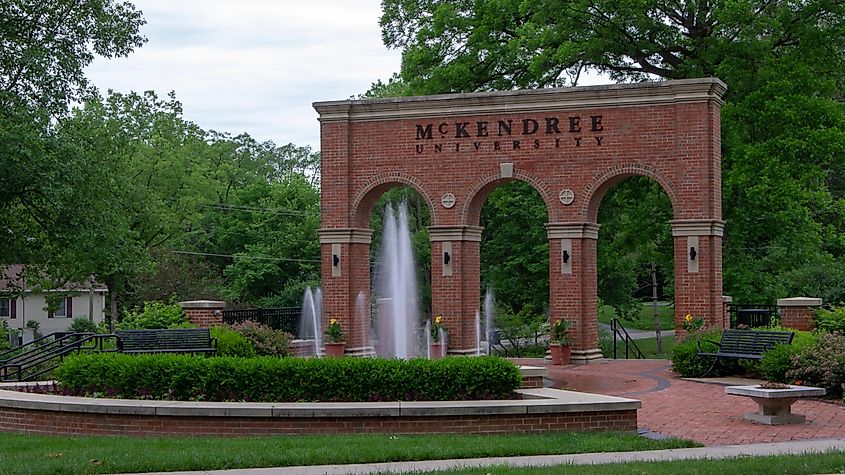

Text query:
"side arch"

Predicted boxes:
[[461, 169, 557, 226], [350, 172, 438, 228], [578, 163, 680, 222]]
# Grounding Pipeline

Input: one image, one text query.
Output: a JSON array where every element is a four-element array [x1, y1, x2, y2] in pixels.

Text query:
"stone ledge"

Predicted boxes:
[[0, 387, 639, 418], [777, 297, 822, 307], [178, 300, 226, 309]]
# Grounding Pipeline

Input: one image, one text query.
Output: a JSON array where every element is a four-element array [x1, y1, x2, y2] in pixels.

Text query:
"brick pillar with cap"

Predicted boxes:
[[179, 300, 225, 328], [777, 297, 821, 331]]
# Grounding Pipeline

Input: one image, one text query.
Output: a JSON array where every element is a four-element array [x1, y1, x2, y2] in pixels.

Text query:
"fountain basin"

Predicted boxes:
[[0, 385, 639, 437]]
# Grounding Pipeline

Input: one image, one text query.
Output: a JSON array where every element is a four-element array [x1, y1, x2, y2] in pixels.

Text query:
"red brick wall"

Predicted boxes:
[[317, 81, 726, 354], [780, 307, 816, 331], [0, 406, 636, 436]]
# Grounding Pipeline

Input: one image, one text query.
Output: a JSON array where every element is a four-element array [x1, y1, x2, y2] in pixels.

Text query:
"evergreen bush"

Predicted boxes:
[[68, 316, 99, 334], [54, 354, 522, 402], [118, 301, 192, 329], [211, 326, 256, 358]]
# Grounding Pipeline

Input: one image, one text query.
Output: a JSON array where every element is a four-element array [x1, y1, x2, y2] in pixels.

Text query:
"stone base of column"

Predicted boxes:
[[570, 348, 605, 365], [447, 348, 484, 356], [345, 346, 376, 357]]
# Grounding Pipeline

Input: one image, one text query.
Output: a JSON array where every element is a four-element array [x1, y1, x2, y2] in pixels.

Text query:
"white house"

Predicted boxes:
[[1, 265, 107, 336]]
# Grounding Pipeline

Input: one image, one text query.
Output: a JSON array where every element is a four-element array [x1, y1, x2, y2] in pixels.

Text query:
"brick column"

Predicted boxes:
[[777, 297, 821, 331], [671, 220, 725, 333], [547, 223, 603, 364], [179, 300, 225, 328], [318, 228, 374, 356], [429, 225, 483, 355]]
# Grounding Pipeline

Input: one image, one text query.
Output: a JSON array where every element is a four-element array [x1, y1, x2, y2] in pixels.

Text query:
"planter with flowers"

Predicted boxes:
[[550, 319, 573, 365], [324, 318, 345, 357], [429, 314, 447, 359]]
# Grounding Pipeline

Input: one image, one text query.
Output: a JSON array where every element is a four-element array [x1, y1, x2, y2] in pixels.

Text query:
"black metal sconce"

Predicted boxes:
[[332, 254, 340, 267], [562, 250, 570, 264], [689, 247, 697, 261], [444, 251, 451, 265]]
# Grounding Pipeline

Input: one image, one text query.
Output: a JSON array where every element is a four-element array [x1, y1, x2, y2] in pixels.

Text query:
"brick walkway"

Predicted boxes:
[[518, 358, 845, 446]]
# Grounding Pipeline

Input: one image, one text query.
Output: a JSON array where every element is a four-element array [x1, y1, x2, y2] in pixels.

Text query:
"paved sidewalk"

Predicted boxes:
[[136, 438, 845, 475], [539, 358, 845, 446]]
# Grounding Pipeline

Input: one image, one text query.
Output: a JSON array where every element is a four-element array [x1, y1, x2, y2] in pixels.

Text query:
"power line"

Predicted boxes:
[[201, 204, 319, 216], [171, 250, 320, 263]]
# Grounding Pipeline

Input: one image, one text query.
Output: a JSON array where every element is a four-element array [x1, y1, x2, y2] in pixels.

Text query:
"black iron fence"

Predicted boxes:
[[728, 304, 778, 328], [222, 307, 301, 337]]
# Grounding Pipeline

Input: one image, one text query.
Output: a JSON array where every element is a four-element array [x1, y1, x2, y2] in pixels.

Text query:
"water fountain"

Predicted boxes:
[[299, 287, 322, 357], [373, 201, 421, 359], [484, 288, 495, 355]]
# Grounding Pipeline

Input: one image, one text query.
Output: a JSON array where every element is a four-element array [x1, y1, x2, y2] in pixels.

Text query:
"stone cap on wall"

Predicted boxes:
[[179, 300, 227, 310], [777, 297, 822, 307]]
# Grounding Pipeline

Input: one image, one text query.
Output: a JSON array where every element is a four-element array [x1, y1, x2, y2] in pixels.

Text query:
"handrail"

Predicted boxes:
[[0, 333, 118, 382], [0, 331, 77, 362], [609, 318, 645, 359]]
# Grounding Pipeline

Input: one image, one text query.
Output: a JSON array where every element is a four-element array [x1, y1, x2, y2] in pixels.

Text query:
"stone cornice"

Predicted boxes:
[[428, 226, 484, 242], [314, 79, 727, 123], [546, 223, 601, 240], [777, 297, 822, 307], [670, 219, 725, 237], [318, 228, 374, 244]]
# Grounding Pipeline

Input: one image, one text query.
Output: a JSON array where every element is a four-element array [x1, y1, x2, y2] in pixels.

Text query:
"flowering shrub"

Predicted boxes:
[[681, 313, 704, 332], [787, 331, 845, 397], [229, 320, 291, 357], [550, 319, 572, 346], [324, 318, 344, 343], [430, 314, 447, 343]]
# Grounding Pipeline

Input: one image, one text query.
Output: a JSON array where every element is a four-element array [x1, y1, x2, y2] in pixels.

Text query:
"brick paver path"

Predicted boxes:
[[519, 358, 845, 446]]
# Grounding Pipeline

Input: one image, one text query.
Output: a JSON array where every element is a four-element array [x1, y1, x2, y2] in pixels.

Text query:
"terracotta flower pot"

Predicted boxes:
[[550, 344, 571, 365], [429, 343, 447, 359], [324, 342, 346, 357]]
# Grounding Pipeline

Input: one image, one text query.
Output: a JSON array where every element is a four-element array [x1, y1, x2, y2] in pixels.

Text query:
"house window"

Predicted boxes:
[[0, 298, 9, 318], [54, 298, 67, 318]]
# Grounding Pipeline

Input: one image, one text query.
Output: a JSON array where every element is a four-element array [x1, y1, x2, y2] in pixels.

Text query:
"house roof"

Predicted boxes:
[[1, 265, 107, 293]]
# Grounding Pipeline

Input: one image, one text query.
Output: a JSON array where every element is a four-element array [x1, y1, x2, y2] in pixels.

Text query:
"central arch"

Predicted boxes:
[[315, 79, 727, 361]]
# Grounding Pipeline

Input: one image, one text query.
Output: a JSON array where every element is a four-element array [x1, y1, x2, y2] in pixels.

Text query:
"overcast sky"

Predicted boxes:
[[85, 0, 402, 151]]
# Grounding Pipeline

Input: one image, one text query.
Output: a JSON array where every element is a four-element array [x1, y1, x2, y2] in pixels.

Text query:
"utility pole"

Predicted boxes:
[[651, 262, 664, 354]]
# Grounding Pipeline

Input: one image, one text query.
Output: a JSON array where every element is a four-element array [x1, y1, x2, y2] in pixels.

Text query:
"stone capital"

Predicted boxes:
[[670, 219, 725, 237], [428, 225, 484, 242], [318, 228, 374, 244], [546, 222, 601, 240]]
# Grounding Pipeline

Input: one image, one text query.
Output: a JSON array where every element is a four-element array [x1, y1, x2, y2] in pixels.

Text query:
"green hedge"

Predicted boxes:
[[211, 327, 256, 358], [53, 354, 522, 402]]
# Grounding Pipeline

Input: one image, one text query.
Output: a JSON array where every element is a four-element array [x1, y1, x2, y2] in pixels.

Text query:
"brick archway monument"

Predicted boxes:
[[314, 79, 727, 362]]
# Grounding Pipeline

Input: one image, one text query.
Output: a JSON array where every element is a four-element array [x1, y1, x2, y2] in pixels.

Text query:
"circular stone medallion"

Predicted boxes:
[[441, 193, 456, 209], [559, 189, 575, 205]]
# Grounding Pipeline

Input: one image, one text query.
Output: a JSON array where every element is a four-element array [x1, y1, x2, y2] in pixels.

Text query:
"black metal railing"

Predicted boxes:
[[609, 318, 645, 359], [222, 307, 301, 336], [728, 304, 778, 328], [0, 332, 118, 382]]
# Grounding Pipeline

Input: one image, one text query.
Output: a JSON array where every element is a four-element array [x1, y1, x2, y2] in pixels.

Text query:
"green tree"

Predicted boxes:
[[0, 0, 146, 117]]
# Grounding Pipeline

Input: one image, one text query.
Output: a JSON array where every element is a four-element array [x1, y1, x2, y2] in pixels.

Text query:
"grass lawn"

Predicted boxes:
[[396, 452, 845, 474], [602, 335, 675, 359], [0, 432, 697, 475], [599, 303, 675, 331]]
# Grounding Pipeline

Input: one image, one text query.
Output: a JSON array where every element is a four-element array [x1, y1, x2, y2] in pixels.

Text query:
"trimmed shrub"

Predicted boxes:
[[787, 332, 845, 398], [211, 326, 256, 358], [119, 301, 192, 329], [758, 329, 817, 382], [670, 328, 740, 377], [229, 321, 291, 357], [815, 305, 845, 334], [54, 354, 522, 402], [68, 316, 99, 334]]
